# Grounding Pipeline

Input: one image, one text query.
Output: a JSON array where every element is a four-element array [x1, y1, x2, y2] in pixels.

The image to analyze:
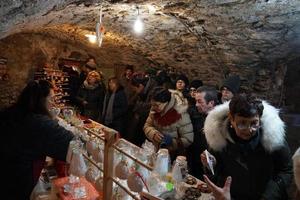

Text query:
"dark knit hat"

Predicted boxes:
[[221, 75, 241, 94], [190, 79, 203, 89], [131, 72, 148, 87], [176, 74, 189, 86], [152, 87, 171, 103]]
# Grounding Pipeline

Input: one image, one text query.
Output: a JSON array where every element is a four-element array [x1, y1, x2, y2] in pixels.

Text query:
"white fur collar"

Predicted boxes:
[[204, 101, 286, 152], [162, 89, 188, 115]]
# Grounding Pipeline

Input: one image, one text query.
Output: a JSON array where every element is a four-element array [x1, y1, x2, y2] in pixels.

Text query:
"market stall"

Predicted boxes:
[[34, 108, 214, 200]]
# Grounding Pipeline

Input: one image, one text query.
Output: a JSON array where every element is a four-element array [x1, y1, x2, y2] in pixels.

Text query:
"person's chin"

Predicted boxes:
[[241, 135, 252, 140], [154, 109, 161, 113]]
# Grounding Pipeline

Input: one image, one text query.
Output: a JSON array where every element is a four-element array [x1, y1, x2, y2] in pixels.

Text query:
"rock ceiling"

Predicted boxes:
[[1, 0, 300, 81]]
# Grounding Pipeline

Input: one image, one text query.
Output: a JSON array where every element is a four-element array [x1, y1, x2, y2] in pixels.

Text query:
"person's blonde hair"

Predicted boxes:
[[86, 70, 101, 82]]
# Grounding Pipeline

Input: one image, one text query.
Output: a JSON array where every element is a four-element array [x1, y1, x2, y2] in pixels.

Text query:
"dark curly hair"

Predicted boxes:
[[229, 94, 264, 118]]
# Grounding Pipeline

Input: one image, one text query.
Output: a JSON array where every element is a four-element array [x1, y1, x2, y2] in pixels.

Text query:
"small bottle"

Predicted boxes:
[[174, 156, 188, 180]]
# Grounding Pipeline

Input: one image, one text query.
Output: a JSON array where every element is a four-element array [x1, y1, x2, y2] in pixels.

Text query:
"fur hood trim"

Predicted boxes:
[[162, 89, 188, 115], [204, 101, 286, 152]]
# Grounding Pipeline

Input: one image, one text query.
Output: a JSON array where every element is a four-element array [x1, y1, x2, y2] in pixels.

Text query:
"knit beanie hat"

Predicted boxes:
[[221, 75, 241, 94], [151, 87, 171, 103], [176, 74, 189, 86], [190, 79, 203, 89]]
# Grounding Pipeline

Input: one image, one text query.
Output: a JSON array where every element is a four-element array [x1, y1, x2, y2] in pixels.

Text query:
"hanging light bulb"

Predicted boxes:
[[85, 34, 97, 43], [133, 6, 143, 34], [134, 17, 144, 34]]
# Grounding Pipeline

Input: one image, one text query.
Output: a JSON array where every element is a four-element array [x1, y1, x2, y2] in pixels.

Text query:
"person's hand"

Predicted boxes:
[[200, 150, 216, 168], [160, 134, 173, 147], [204, 175, 232, 200], [153, 131, 163, 143]]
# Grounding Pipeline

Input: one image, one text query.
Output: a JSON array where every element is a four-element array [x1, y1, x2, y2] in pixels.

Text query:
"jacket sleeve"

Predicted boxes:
[[76, 86, 86, 105], [98, 84, 106, 112], [34, 115, 75, 161], [261, 141, 293, 200], [143, 113, 158, 143], [176, 112, 194, 148]]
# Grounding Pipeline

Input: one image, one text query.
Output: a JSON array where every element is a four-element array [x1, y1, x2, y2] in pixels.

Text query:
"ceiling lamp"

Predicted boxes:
[[133, 6, 144, 34]]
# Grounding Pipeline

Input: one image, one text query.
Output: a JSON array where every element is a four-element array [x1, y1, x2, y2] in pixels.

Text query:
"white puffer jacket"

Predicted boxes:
[[143, 90, 193, 149]]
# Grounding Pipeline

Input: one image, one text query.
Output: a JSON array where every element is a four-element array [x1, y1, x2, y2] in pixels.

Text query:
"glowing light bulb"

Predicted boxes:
[[85, 34, 97, 43], [134, 17, 143, 34]]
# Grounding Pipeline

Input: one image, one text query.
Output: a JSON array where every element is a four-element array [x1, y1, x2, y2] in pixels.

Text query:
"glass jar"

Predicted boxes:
[[154, 148, 171, 177]]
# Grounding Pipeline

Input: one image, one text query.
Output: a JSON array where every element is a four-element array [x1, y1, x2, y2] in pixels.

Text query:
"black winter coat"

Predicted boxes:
[[76, 82, 106, 121], [187, 105, 208, 179], [204, 101, 293, 200], [102, 88, 128, 135], [213, 129, 292, 200], [0, 109, 74, 200]]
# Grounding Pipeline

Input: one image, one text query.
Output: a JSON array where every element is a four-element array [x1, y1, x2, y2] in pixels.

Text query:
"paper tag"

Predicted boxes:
[[205, 150, 214, 175]]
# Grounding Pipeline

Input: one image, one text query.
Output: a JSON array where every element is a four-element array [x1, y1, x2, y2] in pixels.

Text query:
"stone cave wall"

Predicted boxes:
[[0, 32, 155, 109], [0, 31, 295, 110]]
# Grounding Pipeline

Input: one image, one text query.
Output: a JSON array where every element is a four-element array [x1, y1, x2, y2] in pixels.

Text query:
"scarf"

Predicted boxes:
[[153, 108, 182, 127], [102, 92, 115, 125], [228, 124, 261, 155], [83, 80, 99, 90]]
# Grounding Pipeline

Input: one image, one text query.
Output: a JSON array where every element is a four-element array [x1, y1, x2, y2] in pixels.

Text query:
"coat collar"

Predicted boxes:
[[204, 101, 286, 152], [162, 90, 188, 115]]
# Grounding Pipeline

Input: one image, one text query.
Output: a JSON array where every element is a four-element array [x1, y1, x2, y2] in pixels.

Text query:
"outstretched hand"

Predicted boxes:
[[203, 175, 232, 200]]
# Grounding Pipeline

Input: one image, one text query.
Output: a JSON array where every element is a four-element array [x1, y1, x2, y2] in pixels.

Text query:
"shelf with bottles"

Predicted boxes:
[[34, 68, 70, 107], [57, 114, 213, 200]]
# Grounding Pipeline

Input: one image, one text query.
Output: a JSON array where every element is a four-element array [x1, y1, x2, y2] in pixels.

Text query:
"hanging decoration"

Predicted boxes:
[[96, 4, 105, 47]]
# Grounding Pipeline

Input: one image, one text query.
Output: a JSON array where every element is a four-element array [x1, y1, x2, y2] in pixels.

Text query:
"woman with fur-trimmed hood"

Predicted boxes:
[[144, 87, 193, 159], [201, 94, 292, 200]]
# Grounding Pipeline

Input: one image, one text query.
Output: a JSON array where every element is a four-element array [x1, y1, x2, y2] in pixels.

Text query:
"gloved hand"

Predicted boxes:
[[160, 134, 173, 148]]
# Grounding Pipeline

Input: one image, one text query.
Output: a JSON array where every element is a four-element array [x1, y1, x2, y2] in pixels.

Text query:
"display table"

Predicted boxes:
[[49, 112, 214, 200]]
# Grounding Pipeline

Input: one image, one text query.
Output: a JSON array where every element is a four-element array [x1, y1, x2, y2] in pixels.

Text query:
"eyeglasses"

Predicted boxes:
[[236, 122, 260, 131]]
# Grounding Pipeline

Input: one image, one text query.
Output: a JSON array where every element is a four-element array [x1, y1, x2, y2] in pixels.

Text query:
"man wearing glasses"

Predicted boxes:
[[187, 86, 219, 179]]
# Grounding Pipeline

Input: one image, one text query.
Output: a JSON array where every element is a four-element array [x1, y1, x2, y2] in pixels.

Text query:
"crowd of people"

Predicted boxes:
[[1, 57, 300, 200]]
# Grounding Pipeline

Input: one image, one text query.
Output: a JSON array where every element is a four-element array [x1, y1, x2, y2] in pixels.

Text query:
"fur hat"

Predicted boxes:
[[221, 75, 241, 94], [190, 79, 203, 89], [176, 74, 189, 86]]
